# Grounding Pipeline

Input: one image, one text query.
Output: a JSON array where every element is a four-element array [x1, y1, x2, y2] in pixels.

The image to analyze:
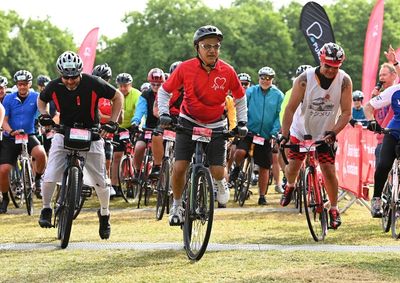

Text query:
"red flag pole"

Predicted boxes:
[[78, 27, 100, 74], [361, 0, 384, 101]]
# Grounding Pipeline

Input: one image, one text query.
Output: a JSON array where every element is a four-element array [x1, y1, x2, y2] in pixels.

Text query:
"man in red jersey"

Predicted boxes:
[[157, 25, 248, 225]]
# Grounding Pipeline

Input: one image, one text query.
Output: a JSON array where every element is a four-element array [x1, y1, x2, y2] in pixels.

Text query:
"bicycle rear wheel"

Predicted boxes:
[[238, 158, 253, 207], [303, 167, 327, 242], [58, 166, 78, 249], [21, 160, 34, 215], [156, 159, 170, 220], [118, 156, 134, 202], [183, 167, 214, 261], [381, 177, 392, 233]]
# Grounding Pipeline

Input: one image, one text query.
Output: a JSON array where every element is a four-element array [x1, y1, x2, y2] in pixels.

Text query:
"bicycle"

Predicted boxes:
[[51, 124, 100, 249], [233, 140, 255, 207], [176, 124, 234, 261], [156, 128, 175, 220], [281, 135, 330, 242], [8, 163, 24, 209]]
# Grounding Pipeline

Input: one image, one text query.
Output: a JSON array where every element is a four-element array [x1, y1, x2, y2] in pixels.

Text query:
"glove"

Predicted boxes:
[[101, 121, 119, 134], [129, 123, 139, 133], [159, 114, 172, 128], [367, 120, 382, 133], [324, 131, 337, 144], [278, 135, 289, 147], [349, 119, 357, 127], [38, 113, 54, 126], [237, 121, 248, 138]]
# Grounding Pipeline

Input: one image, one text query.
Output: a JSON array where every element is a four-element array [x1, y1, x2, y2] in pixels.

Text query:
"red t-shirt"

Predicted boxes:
[[98, 98, 112, 124], [162, 58, 244, 124]]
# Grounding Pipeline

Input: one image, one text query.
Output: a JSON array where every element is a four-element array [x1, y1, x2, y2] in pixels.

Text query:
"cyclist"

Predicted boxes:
[[140, 82, 151, 93], [167, 61, 183, 123], [131, 68, 165, 180], [349, 90, 367, 127], [92, 63, 115, 196], [111, 73, 141, 196], [364, 68, 400, 218], [0, 76, 8, 103], [157, 25, 248, 225], [0, 70, 47, 213], [230, 66, 283, 205], [238, 72, 252, 90], [37, 51, 123, 239], [280, 43, 352, 229]]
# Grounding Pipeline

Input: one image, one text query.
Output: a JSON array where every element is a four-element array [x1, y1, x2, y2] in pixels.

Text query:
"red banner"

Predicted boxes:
[[78, 27, 99, 74], [361, 0, 384, 101]]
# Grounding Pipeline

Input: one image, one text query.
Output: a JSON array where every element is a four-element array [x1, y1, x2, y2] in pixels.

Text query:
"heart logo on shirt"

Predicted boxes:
[[212, 77, 226, 91]]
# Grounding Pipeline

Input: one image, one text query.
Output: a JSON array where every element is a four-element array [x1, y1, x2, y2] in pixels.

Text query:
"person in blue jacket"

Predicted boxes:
[[230, 66, 283, 205], [349, 90, 367, 127]]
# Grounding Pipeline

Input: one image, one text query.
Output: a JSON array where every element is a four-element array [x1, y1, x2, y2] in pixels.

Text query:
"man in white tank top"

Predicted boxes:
[[279, 43, 353, 230]]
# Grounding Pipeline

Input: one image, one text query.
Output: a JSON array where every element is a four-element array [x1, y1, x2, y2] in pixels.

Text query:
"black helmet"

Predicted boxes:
[[169, 61, 182, 74], [116, 73, 133, 84], [37, 75, 51, 87], [13, 70, 33, 82], [0, 76, 8, 87], [295, 65, 312, 77], [56, 51, 83, 77], [92, 63, 112, 80], [193, 25, 223, 46]]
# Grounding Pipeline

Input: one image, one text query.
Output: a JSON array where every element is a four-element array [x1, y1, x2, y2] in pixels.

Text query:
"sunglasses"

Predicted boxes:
[[151, 82, 161, 87], [353, 98, 363, 102], [241, 82, 250, 87], [62, 75, 80, 81], [259, 75, 274, 81], [199, 43, 221, 51]]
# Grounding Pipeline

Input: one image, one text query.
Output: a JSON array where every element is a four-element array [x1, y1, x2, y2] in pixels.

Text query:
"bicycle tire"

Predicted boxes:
[[391, 169, 400, 238], [381, 177, 392, 233], [58, 166, 78, 249], [295, 169, 304, 214], [118, 156, 134, 202], [9, 168, 22, 208], [73, 196, 86, 220], [303, 167, 327, 242], [238, 158, 253, 207], [156, 159, 170, 220], [21, 160, 34, 216], [183, 166, 214, 261]]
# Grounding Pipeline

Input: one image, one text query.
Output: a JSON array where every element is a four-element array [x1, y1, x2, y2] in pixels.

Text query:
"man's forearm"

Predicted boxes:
[[331, 113, 351, 134], [110, 92, 123, 123]]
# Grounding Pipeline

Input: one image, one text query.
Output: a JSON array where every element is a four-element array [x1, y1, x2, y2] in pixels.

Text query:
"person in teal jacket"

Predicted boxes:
[[230, 66, 283, 205]]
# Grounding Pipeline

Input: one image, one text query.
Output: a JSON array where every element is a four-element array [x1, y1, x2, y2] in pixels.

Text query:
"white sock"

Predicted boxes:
[[42, 182, 56, 209], [215, 178, 228, 192], [173, 198, 182, 207], [94, 185, 110, 216]]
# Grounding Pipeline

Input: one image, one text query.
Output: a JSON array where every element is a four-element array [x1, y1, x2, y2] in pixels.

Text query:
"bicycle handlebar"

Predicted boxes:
[[280, 139, 330, 165]]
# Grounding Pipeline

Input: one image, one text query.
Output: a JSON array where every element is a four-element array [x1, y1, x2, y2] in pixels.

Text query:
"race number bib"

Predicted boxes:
[[163, 130, 176, 142], [15, 134, 29, 144], [144, 131, 152, 140], [119, 130, 130, 140], [69, 128, 91, 141], [192, 127, 212, 143], [299, 140, 316, 152], [252, 136, 265, 145]]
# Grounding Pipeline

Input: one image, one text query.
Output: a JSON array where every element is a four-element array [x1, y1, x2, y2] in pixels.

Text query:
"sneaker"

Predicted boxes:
[[38, 208, 53, 228], [169, 205, 185, 226], [258, 196, 267, 206], [251, 174, 258, 186], [329, 208, 342, 229], [0, 196, 9, 214], [280, 185, 295, 207], [275, 185, 284, 194], [371, 197, 383, 218], [217, 202, 226, 208], [34, 179, 42, 199], [97, 210, 111, 239], [229, 166, 240, 183], [149, 165, 161, 179], [109, 186, 117, 198], [216, 179, 230, 205]]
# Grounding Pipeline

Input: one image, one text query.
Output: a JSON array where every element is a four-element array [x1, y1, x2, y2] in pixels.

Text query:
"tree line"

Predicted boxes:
[[1, 0, 399, 92]]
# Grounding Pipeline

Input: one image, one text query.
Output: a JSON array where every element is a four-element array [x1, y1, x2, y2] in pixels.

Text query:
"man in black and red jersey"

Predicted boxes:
[[36, 51, 123, 239], [157, 25, 248, 225]]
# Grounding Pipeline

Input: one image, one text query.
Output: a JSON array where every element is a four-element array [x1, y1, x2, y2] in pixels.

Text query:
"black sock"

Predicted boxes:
[[2, 192, 9, 200], [35, 173, 42, 181]]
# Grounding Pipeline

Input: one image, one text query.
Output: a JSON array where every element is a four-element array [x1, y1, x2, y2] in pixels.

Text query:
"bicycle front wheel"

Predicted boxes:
[[183, 167, 214, 261], [156, 159, 170, 220], [303, 167, 327, 242], [238, 158, 253, 207], [21, 160, 34, 215], [9, 168, 23, 208], [58, 166, 78, 249], [381, 177, 392, 233]]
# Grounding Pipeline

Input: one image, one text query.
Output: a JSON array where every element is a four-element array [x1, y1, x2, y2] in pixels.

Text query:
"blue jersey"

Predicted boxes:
[[352, 107, 367, 126], [3, 91, 39, 136]]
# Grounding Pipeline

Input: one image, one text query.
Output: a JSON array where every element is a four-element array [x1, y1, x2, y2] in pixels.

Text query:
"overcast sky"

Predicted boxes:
[[2, 0, 335, 45]]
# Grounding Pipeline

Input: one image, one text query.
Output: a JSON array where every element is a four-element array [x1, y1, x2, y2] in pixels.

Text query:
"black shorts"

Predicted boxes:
[[236, 135, 272, 169], [175, 118, 227, 166], [104, 139, 113, 160], [0, 136, 41, 166]]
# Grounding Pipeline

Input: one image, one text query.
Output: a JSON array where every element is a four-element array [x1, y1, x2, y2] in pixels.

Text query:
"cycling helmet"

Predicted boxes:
[[164, 72, 170, 81], [0, 76, 8, 87], [92, 63, 112, 80], [238, 73, 251, 82], [37, 75, 51, 87], [116, 73, 133, 84], [193, 25, 223, 46], [140, 82, 151, 92], [319, 42, 345, 67], [56, 51, 83, 77], [13, 70, 33, 82], [169, 61, 182, 74], [147, 68, 165, 83], [295, 65, 313, 77], [258, 67, 275, 77], [352, 90, 364, 100]]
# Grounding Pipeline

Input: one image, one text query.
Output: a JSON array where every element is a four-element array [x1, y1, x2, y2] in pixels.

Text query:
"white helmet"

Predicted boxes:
[[56, 51, 83, 77]]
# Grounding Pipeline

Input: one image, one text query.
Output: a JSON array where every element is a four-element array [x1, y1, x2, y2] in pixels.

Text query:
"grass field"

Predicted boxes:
[[1, 186, 400, 282]]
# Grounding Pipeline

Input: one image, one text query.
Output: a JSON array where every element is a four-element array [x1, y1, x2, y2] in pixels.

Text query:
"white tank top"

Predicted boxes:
[[290, 67, 345, 141]]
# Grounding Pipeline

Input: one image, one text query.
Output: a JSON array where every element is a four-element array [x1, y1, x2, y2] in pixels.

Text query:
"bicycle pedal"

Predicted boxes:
[[81, 186, 92, 197]]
